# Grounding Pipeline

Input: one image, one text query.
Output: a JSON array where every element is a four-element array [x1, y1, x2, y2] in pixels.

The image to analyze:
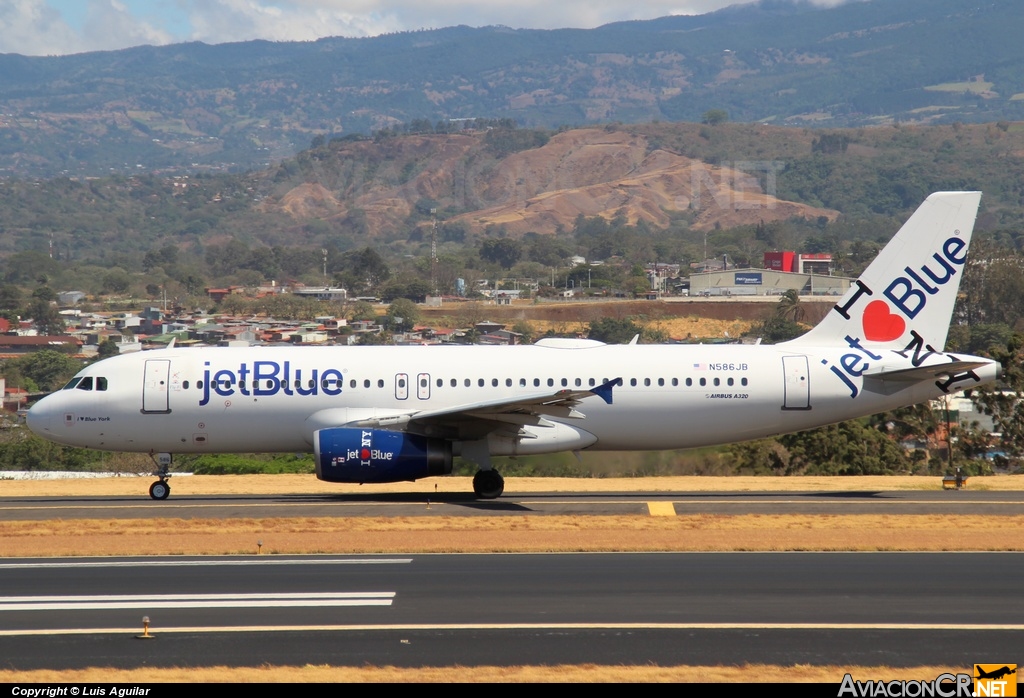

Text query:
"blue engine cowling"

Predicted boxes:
[[314, 427, 452, 483]]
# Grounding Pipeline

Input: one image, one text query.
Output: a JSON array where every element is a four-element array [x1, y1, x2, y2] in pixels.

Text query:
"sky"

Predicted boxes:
[[0, 0, 855, 56]]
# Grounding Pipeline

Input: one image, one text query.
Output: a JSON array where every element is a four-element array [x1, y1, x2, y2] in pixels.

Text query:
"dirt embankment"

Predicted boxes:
[[419, 298, 834, 338], [267, 128, 838, 237]]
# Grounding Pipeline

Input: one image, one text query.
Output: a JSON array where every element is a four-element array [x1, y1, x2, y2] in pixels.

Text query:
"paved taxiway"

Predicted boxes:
[[0, 553, 1021, 669], [2, 489, 1022, 520]]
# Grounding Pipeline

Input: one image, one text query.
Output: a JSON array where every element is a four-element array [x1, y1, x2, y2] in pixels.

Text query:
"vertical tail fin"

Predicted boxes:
[[784, 191, 981, 351]]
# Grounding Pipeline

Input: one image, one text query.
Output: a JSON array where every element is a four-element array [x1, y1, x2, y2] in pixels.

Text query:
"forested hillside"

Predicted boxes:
[[3, 119, 1024, 350], [2, 0, 1024, 176]]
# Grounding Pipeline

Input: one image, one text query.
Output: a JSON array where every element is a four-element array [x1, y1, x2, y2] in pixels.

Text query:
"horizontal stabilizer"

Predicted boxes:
[[864, 360, 990, 383]]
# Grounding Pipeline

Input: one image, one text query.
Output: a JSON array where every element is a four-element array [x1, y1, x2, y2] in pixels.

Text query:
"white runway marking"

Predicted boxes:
[[0, 592, 396, 612]]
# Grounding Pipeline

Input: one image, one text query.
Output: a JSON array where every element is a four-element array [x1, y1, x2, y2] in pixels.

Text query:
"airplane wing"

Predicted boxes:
[[347, 378, 623, 439]]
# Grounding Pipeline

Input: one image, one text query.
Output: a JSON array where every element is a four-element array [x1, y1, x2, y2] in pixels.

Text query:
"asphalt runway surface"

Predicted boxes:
[[0, 553, 1021, 670], [2, 489, 1023, 520]]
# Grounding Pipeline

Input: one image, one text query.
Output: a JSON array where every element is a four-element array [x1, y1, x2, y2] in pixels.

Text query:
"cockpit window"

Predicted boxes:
[[62, 377, 83, 390], [76, 377, 94, 391], [96, 377, 108, 391]]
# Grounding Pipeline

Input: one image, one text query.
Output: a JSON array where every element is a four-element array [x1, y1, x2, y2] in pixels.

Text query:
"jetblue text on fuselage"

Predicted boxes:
[[199, 361, 343, 405]]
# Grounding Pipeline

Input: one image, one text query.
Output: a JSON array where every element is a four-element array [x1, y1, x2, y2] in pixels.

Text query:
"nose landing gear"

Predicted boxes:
[[148, 452, 173, 500], [149, 480, 170, 500]]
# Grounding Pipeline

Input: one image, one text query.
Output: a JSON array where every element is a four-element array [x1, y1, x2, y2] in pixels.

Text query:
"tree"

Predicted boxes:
[[386, 298, 420, 330], [701, 109, 729, 126], [480, 238, 522, 270], [343, 247, 391, 290], [347, 301, 377, 322], [972, 333, 1024, 469], [25, 299, 65, 335], [588, 317, 642, 344], [96, 339, 120, 360], [5, 350, 82, 392], [775, 289, 805, 323], [748, 315, 805, 343]]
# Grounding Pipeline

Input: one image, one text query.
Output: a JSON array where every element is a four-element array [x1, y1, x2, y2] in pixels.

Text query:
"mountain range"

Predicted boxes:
[[2, 0, 1024, 178]]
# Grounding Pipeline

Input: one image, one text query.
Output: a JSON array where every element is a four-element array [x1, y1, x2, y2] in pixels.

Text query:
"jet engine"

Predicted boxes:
[[314, 427, 452, 483]]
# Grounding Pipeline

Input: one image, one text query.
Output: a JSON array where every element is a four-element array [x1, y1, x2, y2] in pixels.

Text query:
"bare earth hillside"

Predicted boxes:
[[268, 129, 838, 237]]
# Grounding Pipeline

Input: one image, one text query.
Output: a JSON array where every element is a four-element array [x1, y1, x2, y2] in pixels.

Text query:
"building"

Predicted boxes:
[[764, 251, 833, 276], [688, 268, 851, 297], [291, 287, 348, 302]]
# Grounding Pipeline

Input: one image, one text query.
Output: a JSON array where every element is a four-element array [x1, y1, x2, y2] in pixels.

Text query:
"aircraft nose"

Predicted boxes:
[[26, 398, 52, 436]]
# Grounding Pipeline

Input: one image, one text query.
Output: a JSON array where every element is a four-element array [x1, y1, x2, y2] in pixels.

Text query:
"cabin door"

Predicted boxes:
[[142, 359, 171, 414], [416, 373, 431, 400], [781, 355, 811, 411]]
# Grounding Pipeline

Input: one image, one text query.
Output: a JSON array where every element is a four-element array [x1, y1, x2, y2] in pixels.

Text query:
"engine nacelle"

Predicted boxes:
[[314, 427, 452, 483]]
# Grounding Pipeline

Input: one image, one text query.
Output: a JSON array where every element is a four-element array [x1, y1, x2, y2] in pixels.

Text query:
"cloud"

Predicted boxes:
[[0, 0, 83, 55], [81, 1, 173, 50], [0, 0, 868, 56], [180, 0, 403, 43]]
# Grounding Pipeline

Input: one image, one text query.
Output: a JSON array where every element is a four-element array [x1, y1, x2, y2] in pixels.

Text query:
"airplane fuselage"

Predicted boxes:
[[27, 340, 995, 456]]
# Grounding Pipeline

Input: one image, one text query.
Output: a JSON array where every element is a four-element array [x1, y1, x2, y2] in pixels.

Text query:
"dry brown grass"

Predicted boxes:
[[0, 664, 975, 683], [3, 473, 1022, 497], [527, 317, 756, 340], [2, 514, 1021, 557]]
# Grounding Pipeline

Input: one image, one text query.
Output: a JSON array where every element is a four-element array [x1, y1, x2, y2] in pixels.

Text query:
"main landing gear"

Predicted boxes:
[[148, 452, 173, 500], [473, 469, 504, 499]]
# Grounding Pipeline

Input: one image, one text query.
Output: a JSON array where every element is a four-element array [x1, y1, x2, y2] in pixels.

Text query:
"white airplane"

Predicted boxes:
[[27, 192, 1000, 500]]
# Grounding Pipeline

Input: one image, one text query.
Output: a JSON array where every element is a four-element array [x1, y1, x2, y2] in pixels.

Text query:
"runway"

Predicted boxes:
[[0, 553, 1020, 669], [1, 489, 1022, 520]]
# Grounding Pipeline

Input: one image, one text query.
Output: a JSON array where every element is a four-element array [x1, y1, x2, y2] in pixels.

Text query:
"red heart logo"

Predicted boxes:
[[862, 300, 906, 342]]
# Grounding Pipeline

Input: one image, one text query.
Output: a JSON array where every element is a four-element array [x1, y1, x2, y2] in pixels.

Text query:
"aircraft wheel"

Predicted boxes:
[[149, 480, 170, 501], [473, 469, 504, 499]]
